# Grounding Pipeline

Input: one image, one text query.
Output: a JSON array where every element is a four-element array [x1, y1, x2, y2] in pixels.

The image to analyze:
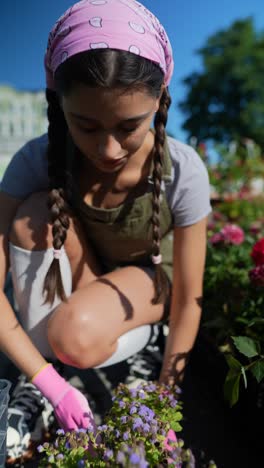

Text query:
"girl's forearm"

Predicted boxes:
[[0, 290, 47, 379], [159, 302, 202, 384]]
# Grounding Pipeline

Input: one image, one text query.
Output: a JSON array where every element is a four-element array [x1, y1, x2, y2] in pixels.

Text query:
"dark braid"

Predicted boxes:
[[152, 87, 172, 304], [42, 89, 71, 304]]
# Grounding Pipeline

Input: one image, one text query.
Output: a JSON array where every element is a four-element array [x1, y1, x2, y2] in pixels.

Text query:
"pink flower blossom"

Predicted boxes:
[[207, 221, 216, 231], [209, 232, 224, 245], [221, 224, 245, 245], [249, 265, 264, 286], [251, 238, 264, 266]]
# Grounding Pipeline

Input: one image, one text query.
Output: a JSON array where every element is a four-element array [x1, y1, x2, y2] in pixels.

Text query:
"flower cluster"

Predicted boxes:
[[209, 223, 244, 246], [37, 381, 201, 467], [249, 238, 264, 286]]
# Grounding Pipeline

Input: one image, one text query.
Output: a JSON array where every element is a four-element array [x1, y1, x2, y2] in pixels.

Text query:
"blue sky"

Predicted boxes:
[[1, 0, 264, 143]]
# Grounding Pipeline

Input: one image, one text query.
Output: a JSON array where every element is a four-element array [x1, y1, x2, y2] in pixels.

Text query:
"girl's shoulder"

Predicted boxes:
[[165, 135, 212, 227], [0, 133, 49, 199], [166, 136, 206, 171]]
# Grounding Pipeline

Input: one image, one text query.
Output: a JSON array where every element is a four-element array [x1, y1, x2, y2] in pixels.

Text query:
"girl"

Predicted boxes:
[[1, 0, 211, 459]]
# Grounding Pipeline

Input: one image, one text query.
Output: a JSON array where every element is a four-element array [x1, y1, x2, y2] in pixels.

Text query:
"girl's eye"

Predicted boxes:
[[78, 126, 138, 134], [121, 128, 137, 133], [79, 127, 96, 133]]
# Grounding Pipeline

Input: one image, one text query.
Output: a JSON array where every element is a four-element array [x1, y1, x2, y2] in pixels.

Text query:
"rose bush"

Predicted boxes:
[[203, 212, 264, 406]]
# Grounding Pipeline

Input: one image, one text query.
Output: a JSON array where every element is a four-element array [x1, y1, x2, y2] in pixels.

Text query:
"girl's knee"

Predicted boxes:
[[9, 191, 52, 250], [47, 301, 115, 368]]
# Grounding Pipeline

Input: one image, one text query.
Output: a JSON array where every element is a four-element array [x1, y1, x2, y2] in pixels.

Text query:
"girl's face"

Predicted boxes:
[[61, 84, 161, 173]]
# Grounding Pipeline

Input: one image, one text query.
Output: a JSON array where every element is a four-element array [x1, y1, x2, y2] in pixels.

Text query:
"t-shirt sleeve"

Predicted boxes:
[[0, 134, 49, 199], [166, 138, 212, 227]]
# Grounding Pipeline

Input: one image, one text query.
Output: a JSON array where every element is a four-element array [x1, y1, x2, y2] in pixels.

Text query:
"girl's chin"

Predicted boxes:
[[94, 157, 128, 172]]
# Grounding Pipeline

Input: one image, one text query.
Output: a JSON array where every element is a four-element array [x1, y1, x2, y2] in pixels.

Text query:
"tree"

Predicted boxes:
[[179, 18, 264, 148]]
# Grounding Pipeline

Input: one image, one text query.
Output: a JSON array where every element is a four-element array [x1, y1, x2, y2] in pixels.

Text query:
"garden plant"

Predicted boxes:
[[37, 381, 217, 467]]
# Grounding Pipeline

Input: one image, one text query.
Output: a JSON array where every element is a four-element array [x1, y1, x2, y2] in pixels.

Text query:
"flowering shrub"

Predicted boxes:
[[204, 139, 264, 200], [209, 223, 244, 246], [204, 214, 264, 405], [38, 381, 209, 467]]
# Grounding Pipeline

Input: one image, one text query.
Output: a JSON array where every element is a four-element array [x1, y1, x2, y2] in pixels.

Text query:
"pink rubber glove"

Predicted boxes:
[[164, 429, 178, 465], [164, 428, 177, 451], [32, 363, 96, 432]]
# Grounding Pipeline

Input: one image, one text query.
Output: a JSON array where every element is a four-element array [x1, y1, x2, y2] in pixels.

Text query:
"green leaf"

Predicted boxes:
[[224, 370, 241, 407], [225, 353, 242, 371], [231, 336, 259, 358], [247, 318, 264, 327], [250, 360, 264, 383], [170, 421, 182, 432]]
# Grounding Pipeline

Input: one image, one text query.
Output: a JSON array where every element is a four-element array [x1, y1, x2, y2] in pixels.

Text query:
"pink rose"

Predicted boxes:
[[251, 238, 264, 266], [249, 265, 264, 286], [209, 232, 224, 245], [221, 224, 245, 245]]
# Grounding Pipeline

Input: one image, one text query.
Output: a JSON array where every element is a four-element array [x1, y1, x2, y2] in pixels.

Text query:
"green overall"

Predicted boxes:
[[69, 134, 174, 283]]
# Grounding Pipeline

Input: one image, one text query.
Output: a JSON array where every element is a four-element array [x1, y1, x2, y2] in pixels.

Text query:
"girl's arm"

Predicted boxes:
[[159, 216, 208, 385], [0, 191, 47, 378], [0, 191, 95, 430]]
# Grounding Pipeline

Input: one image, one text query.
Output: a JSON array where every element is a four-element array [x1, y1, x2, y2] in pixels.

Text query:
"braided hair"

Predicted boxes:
[[152, 87, 172, 304], [42, 89, 71, 304], [43, 49, 171, 305]]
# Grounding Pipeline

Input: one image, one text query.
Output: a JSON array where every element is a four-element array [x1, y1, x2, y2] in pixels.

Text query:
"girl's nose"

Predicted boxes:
[[97, 132, 122, 161]]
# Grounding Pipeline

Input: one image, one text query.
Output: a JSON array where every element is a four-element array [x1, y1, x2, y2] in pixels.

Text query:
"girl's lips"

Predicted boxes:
[[99, 156, 127, 168]]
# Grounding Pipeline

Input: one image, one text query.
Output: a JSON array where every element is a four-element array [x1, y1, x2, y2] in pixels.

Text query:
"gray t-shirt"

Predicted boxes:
[[0, 133, 212, 226]]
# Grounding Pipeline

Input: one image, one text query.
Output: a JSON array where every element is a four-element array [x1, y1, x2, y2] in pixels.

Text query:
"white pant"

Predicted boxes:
[[9, 243, 152, 367]]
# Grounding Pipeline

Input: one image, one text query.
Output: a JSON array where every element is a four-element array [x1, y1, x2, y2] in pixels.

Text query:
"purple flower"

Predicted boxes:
[[77, 460, 85, 467], [56, 454, 64, 460], [37, 445, 44, 453], [143, 423, 150, 433], [130, 405, 137, 415], [56, 429, 65, 435], [129, 388, 138, 398], [170, 400, 177, 408], [120, 416, 128, 424], [115, 429, 120, 437], [133, 417, 143, 430], [119, 400, 126, 408], [116, 450, 126, 463], [103, 449, 113, 460], [98, 424, 108, 431], [145, 383, 157, 392], [130, 452, 141, 464], [123, 431, 130, 440], [65, 441, 71, 449]]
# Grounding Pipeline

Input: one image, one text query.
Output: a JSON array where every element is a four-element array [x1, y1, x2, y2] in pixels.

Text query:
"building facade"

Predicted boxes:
[[0, 85, 48, 177]]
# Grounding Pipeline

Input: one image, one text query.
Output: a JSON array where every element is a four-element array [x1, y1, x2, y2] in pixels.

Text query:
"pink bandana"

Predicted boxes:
[[44, 0, 174, 89]]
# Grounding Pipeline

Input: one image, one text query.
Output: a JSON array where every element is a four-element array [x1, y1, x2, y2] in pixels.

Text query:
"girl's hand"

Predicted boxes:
[[32, 363, 96, 431]]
